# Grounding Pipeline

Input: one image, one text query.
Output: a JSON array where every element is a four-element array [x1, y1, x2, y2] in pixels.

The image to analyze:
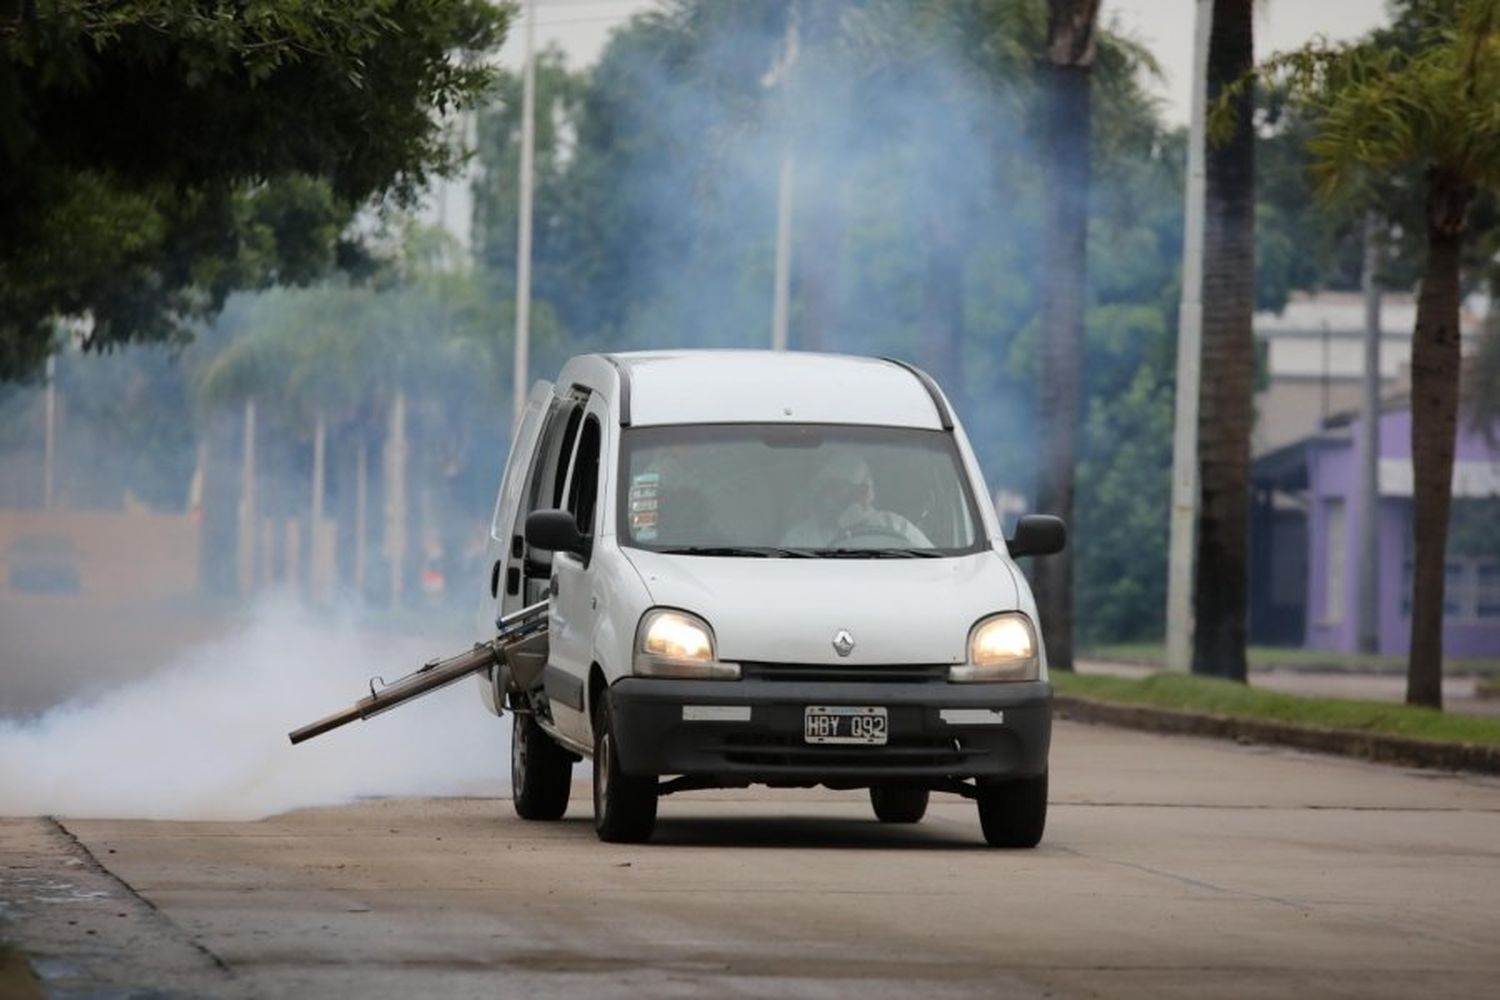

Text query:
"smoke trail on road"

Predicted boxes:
[[0, 597, 511, 820]]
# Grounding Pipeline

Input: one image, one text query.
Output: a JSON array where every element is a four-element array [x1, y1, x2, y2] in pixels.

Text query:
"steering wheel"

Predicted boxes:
[[830, 523, 914, 546]]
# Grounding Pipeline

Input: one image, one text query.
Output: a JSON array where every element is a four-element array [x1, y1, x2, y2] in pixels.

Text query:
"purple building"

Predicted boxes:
[[1251, 406, 1500, 658]]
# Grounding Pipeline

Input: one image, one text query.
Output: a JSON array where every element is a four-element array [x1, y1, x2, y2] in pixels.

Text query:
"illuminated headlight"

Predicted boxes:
[[634, 609, 740, 680], [948, 613, 1039, 682]]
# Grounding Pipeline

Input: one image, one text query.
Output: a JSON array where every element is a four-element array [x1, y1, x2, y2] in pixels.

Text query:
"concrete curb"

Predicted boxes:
[[1054, 695, 1500, 776]]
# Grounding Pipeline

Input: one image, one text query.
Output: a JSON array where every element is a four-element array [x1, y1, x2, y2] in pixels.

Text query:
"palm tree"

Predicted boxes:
[[1194, 0, 1255, 682], [1243, 0, 1500, 707], [1032, 0, 1100, 672]]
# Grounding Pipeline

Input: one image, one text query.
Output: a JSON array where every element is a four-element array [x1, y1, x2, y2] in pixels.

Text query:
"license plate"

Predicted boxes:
[[803, 705, 888, 745]]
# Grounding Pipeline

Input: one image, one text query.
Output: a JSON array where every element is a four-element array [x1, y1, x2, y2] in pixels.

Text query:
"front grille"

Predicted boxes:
[[720, 733, 968, 770], [740, 661, 948, 684]]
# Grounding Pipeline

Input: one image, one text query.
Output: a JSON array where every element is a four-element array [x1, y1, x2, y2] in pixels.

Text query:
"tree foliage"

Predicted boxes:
[[0, 0, 510, 380]]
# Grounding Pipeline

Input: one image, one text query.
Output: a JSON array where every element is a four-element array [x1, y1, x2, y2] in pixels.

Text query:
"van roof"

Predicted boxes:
[[598, 351, 951, 430]]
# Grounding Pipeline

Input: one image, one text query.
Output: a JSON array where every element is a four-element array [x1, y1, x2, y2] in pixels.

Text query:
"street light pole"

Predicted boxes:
[[1165, 0, 1213, 674], [766, 2, 799, 352], [771, 153, 795, 352], [512, 0, 537, 432], [1357, 213, 1383, 653]]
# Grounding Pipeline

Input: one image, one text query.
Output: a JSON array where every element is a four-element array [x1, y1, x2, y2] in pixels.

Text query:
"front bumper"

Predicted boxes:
[[608, 676, 1050, 786]]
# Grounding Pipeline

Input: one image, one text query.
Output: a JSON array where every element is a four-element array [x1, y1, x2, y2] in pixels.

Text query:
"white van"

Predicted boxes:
[[477, 351, 1064, 847]]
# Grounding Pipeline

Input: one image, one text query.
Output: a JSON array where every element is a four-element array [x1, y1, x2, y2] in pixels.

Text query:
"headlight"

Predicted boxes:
[[634, 609, 740, 679], [948, 613, 1039, 682]]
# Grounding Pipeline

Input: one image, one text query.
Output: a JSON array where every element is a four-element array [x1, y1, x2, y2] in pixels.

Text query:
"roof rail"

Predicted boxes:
[[879, 357, 953, 430]]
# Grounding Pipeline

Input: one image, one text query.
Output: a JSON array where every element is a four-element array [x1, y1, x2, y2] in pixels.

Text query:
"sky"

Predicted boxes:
[[496, 0, 1394, 125]]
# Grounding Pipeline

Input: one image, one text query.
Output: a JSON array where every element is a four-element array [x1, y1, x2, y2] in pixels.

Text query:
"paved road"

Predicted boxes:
[[4, 720, 1500, 999]]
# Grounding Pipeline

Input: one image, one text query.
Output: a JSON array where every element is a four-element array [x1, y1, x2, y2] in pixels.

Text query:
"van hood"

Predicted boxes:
[[621, 548, 1019, 665]]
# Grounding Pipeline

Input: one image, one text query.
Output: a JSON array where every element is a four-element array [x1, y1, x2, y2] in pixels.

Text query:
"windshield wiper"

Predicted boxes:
[[657, 545, 813, 558], [807, 547, 943, 559]]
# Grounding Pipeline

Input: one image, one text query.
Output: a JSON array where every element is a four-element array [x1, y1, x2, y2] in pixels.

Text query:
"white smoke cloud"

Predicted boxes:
[[0, 597, 514, 820]]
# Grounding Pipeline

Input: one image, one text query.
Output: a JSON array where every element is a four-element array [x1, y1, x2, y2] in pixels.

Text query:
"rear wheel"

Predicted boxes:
[[976, 773, 1047, 848], [869, 785, 929, 823], [592, 695, 658, 843], [511, 712, 572, 820]]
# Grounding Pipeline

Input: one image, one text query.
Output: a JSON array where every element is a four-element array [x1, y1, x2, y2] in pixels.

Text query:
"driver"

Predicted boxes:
[[781, 452, 932, 549]]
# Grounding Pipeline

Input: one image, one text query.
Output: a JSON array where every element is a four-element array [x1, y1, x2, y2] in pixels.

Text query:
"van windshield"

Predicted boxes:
[[617, 424, 985, 557]]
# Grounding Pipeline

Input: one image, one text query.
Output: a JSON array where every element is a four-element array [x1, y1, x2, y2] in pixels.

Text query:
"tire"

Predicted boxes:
[[592, 695, 658, 843], [511, 712, 572, 820], [976, 773, 1047, 848], [869, 785, 929, 823]]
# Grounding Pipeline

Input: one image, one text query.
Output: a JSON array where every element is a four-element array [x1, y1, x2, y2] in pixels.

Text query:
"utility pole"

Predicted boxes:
[[511, 0, 537, 432], [766, 2, 800, 352], [1166, 0, 1213, 674], [1357, 213, 1383, 653]]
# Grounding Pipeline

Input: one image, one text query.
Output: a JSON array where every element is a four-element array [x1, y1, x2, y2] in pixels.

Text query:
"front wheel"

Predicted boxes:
[[976, 773, 1047, 848], [512, 712, 572, 820], [869, 785, 929, 823], [592, 695, 658, 843]]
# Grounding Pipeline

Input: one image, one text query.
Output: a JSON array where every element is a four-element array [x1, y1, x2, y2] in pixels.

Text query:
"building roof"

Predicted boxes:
[[1253, 291, 1490, 386], [1254, 290, 1487, 340], [603, 351, 950, 429]]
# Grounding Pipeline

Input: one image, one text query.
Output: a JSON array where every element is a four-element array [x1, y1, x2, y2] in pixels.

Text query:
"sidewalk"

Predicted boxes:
[[1077, 659, 1500, 718]]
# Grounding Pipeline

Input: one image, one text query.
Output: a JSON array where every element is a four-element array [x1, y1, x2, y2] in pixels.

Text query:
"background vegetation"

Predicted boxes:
[[2, 0, 1497, 657]]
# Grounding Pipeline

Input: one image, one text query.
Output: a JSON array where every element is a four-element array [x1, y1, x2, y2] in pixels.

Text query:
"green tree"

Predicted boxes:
[[0, 0, 509, 381], [1238, 0, 1500, 707]]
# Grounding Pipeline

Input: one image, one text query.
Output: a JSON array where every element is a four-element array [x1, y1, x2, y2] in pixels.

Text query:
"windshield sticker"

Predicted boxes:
[[629, 472, 660, 539]]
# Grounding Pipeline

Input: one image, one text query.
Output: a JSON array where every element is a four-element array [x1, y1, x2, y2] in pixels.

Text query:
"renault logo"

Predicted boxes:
[[832, 629, 855, 657]]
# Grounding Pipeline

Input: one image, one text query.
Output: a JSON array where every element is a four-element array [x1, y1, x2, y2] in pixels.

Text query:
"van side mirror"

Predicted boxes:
[[526, 509, 589, 558], [1007, 515, 1066, 558]]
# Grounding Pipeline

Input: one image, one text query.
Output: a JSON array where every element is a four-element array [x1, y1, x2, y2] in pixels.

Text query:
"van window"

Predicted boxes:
[[515, 395, 586, 581], [527, 401, 584, 516], [618, 424, 984, 557]]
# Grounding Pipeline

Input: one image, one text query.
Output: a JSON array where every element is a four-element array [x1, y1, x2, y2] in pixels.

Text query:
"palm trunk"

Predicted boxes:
[[198, 411, 240, 597], [1033, 0, 1098, 673], [1406, 167, 1472, 709], [1193, 0, 1254, 681]]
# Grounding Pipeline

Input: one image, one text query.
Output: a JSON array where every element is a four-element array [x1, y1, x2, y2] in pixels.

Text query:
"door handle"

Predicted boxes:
[[549, 575, 560, 598]]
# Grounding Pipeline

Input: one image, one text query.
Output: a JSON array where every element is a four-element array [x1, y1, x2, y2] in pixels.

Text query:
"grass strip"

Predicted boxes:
[[1083, 643, 1500, 677], [1052, 670, 1500, 748]]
